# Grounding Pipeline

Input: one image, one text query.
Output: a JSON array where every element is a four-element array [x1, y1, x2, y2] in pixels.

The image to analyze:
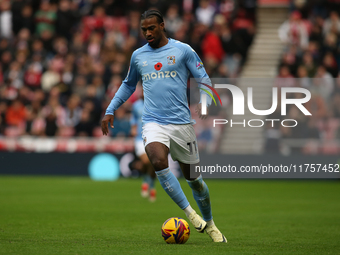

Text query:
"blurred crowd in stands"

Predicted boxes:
[[265, 0, 340, 154], [0, 0, 256, 142]]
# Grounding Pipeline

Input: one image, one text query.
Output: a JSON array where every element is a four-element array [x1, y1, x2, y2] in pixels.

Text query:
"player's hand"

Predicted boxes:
[[101, 115, 114, 136], [196, 104, 208, 120]]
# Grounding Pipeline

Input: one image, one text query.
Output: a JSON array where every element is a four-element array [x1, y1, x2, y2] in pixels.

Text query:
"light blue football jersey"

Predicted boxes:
[[105, 38, 212, 125], [130, 99, 144, 141]]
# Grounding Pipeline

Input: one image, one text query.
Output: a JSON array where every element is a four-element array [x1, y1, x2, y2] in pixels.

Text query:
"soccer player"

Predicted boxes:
[[130, 91, 157, 202], [102, 9, 226, 242]]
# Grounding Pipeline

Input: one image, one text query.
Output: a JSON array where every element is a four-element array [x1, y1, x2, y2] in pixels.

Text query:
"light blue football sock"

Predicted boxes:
[[156, 168, 189, 210], [187, 175, 212, 221]]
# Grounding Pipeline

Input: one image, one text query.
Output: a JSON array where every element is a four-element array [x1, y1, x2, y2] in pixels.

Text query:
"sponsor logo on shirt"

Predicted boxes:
[[142, 71, 177, 81], [167, 56, 175, 65], [142, 61, 148, 67]]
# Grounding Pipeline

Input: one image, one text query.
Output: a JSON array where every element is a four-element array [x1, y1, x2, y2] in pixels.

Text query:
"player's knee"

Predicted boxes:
[[151, 158, 168, 171]]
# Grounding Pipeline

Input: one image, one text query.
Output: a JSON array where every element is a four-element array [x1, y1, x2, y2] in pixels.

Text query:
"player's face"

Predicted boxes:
[[141, 17, 165, 48]]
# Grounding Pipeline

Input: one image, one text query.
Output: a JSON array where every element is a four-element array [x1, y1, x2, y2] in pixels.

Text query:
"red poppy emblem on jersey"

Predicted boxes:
[[154, 62, 163, 71]]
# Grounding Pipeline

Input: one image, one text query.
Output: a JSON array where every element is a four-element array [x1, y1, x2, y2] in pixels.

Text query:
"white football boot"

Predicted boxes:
[[206, 225, 227, 243], [188, 210, 207, 233]]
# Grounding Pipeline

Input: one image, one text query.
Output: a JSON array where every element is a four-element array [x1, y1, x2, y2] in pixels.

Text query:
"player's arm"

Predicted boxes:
[[195, 103, 209, 119], [184, 45, 213, 119], [102, 53, 140, 136], [129, 104, 138, 137], [101, 115, 114, 136]]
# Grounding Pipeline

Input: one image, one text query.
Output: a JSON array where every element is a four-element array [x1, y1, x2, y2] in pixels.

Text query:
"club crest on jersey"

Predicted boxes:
[[167, 56, 176, 65], [196, 61, 204, 70]]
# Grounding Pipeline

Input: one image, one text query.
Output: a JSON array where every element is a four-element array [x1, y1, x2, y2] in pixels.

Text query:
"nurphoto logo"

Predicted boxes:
[[199, 83, 312, 128]]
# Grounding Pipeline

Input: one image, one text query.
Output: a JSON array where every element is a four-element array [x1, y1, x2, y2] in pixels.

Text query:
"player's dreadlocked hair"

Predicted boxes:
[[141, 9, 167, 33]]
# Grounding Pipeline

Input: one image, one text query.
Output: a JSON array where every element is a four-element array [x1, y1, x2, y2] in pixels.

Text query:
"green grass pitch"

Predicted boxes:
[[0, 177, 339, 255]]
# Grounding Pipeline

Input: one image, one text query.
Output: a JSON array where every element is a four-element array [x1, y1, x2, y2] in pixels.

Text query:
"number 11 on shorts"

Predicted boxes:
[[187, 141, 198, 155]]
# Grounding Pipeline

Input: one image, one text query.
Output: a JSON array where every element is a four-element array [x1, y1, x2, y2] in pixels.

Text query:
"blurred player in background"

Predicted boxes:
[[130, 89, 156, 202], [102, 9, 226, 242]]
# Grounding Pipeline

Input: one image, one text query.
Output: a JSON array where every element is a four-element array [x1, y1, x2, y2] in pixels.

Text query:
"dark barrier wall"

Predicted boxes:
[[1, 152, 340, 179], [0, 152, 123, 175]]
